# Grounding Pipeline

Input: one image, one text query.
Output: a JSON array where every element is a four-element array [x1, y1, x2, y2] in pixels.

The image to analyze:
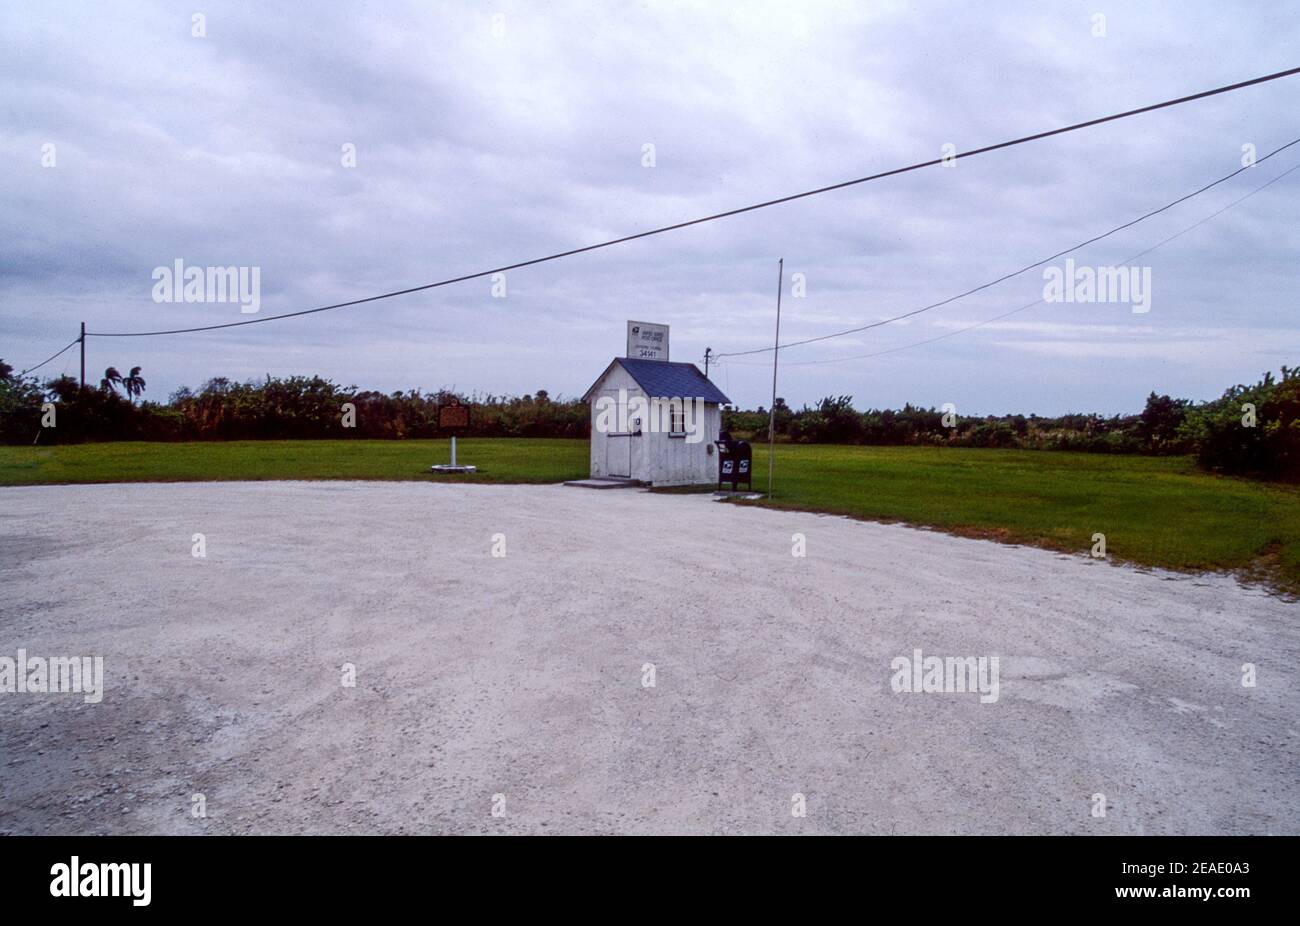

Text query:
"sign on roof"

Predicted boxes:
[[626, 321, 669, 361]]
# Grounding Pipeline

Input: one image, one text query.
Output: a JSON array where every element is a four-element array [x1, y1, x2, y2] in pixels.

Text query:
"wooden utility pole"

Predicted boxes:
[[79, 322, 85, 389], [703, 347, 711, 379], [767, 259, 783, 499]]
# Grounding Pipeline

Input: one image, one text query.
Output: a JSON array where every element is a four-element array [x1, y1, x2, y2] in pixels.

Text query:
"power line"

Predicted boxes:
[[88, 65, 1300, 339], [716, 134, 1300, 359], [718, 158, 1300, 368], [17, 337, 80, 377]]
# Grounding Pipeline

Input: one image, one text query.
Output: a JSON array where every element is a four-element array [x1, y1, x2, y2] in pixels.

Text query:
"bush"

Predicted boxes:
[[1137, 392, 1191, 453], [1180, 367, 1300, 480], [956, 420, 1018, 449], [0, 362, 46, 443]]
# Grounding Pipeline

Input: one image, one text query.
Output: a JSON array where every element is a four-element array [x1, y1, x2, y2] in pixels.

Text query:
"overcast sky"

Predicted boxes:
[[3, 1, 1297, 414]]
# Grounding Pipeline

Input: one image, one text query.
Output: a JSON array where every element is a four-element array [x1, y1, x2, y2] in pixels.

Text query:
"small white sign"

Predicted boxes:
[[627, 321, 669, 361]]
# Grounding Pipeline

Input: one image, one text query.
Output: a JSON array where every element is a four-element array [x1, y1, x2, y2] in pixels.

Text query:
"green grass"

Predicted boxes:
[[2, 439, 1296, 589], [741, 444, 1300, 591], [0, 439, 588, 486]]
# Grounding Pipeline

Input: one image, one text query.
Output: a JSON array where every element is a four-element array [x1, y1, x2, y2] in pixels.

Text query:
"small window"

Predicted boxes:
[[669, 407, 685, 434]]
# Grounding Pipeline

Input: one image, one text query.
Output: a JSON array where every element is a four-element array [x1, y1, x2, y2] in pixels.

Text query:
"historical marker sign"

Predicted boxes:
[[431, 398, 475, 472], [626, 321, 669, 361], [438, 398, 470, 431]]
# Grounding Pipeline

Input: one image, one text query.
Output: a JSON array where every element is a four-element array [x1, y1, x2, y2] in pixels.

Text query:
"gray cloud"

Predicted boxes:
[[2, 0, 1297, 413]]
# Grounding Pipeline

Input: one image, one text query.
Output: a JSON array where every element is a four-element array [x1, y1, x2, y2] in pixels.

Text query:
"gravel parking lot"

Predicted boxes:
[[1, 481, 1296, 835]]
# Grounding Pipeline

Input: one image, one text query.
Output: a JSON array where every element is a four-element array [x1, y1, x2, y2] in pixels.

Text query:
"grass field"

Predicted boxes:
[[743, 444, 1300, 591], [2, 439, 1297, 589], [0, 439, 588, 485]]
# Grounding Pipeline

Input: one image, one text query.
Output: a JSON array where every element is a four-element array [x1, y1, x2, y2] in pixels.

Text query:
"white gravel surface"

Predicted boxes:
[[1, 481, 1296, 835]]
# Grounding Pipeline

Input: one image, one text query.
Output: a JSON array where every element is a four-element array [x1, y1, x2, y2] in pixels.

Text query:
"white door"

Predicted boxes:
[[607, 435, 631, 476], [599, 387, 635, 477]]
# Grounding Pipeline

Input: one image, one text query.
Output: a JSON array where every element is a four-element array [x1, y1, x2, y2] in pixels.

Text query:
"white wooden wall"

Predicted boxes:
[[634, 404, 721, 486]]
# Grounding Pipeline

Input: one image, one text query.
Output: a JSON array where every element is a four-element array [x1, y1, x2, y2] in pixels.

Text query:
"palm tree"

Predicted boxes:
[[122, 367, 147, 402], [100, 367, 123, 395]]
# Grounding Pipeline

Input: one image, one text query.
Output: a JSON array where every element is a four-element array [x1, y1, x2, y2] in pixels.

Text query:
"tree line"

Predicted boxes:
[[1, 360, 1295, 480], [0, 365, 588, 444]]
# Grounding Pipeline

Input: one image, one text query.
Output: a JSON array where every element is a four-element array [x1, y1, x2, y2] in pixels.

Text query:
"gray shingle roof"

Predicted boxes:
[[584, 358, 731, 405]]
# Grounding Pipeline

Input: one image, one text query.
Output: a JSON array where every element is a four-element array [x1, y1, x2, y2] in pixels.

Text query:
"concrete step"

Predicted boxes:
[[563, 477, 642, 489]]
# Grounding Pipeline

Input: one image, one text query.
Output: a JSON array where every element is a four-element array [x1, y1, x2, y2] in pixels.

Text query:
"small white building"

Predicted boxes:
[[581, 358, 731, 486]]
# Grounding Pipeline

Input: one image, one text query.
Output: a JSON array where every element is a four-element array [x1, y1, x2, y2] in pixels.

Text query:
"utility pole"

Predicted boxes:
[[79, 322, 85, 390], [767, 259, 783, 499], [703, 347, 711, 379]]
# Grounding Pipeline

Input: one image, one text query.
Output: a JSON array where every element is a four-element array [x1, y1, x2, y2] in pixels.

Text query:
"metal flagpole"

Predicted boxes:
[[768, 259, 783, 498]]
